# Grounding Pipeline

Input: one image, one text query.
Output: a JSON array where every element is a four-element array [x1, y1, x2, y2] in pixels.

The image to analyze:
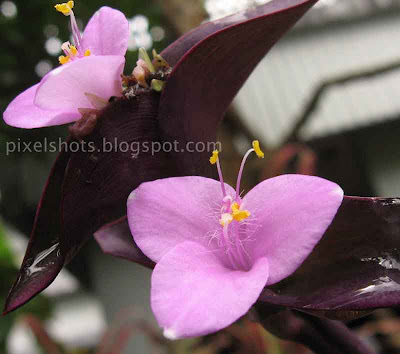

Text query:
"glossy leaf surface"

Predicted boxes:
[[59, 93, 175, 263], [260, 196, 400, 312], [96, 196, 400, 315], [4, 0, 318, 312], [159, 0, 318, 174], [4, 92, 172, 313], [3, 145, 71, 313]]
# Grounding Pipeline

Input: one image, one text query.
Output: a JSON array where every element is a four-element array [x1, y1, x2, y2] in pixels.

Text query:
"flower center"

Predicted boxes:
[[219, 202, 250, 226], [122, 48, 172, 97], [55, 1, 91, 65], [209, 141, 264, 270]]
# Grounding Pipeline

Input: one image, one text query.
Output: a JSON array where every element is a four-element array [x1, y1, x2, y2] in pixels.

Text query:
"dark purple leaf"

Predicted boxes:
[[159, 0, 318, 174], [59, 92, 177, 263], [4, 92, 173, 313], [161, 0, 316, 66], [3, 145, 71, 314], [97, 195, 400, 317], [4, 0, 319, 312], [256, 307, 375, 354], [260, 196, 400, 316], [94, 217, 154, 268]]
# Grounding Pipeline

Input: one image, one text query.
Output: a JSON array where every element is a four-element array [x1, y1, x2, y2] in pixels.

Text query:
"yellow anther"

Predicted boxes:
[[84, 49, 91, 57], [59, 55, 70, 65], [209, 150, 219, 165], [231, 202, 250, 222], [55, 1, 74, 15], [70, 45, 78, 56], [252, 140, 264, 159]]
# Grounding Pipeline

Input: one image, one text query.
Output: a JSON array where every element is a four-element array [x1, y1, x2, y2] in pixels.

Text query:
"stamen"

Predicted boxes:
[[209, 150, 219, 165], [232, 222, 250, 270], [209, 150, 227, 198], [222, 224, 237, 270], [70, 45, 78, 56], [213, 141, 263, 271], [252, 140, 264, 158], [69, 10, 83, 52], [235, 140, 264, 200], [59, 42, 81, 65], [61, 41, 71, 53], [55, 1, 74, 15], [58, 55, 70, 65], [235, 149, 253, 200], [55, 1, 83, 56], [231, 202, 250, 222]]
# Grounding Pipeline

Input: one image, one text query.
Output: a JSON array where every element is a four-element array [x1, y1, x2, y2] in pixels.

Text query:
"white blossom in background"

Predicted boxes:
[[314, 0, 338, 8], [204, 0, 341, 20], [128, 15, 166, 51], [129, 14, 152, 51], [150, 26, 165, 42], [7, 323, 41, 354], [205, 0, 272, 20], [45, 37, 62, 56], [43, 24, 59, 38], [1, 1, 17, 18], [46, 296, 107, 348], [35, 60, 53, 78], [7, 296, 106, 353]]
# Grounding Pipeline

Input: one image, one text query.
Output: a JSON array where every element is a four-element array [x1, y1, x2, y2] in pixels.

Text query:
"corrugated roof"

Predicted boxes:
[[233, 12, 400, 147], [206, 0, 400, 24], [300, 0, 400, 26]]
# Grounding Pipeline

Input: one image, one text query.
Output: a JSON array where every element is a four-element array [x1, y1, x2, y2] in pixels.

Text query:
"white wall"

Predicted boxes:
[[235, 14, 400, 147]]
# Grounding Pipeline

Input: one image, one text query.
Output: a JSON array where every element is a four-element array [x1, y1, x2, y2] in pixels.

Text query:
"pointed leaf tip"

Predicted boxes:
[[4, 146, 71, 314], [5, 0, 319, 311], [159, 0, 318, 174]]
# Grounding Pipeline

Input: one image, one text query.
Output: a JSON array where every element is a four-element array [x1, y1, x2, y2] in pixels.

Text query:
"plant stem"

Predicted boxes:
[[23, 315, 63, 354]]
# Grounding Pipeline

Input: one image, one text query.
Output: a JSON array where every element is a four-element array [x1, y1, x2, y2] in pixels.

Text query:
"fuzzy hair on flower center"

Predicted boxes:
[[207, 141, 264, 271]]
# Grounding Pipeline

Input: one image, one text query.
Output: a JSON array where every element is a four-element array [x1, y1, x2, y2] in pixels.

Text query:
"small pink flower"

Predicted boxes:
[[127, 141, 344, 339], [3, 3, 129, 128]]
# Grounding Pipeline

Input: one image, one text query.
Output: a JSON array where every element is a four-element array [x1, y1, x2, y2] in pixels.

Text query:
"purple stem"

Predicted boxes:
[[255, 305, 375, 354], [235, 148, 254, 200]]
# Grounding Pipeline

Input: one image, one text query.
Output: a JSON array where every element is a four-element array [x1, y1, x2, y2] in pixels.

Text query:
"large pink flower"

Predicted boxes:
[[127, 142, 344, 339], [3, 4, 129, 128]]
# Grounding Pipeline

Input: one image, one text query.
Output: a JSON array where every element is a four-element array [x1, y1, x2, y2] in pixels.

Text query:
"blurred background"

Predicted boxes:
[[1, 0, 400, 353]]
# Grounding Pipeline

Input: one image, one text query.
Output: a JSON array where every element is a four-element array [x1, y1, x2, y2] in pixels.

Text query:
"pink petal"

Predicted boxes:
[[3, 84, 79, 128], [82, 7, 129, 56], [243, 174, 343, 285], [127, 176, 235, 263], [151, 241, 269, 339], [34, 56, 125, 111]]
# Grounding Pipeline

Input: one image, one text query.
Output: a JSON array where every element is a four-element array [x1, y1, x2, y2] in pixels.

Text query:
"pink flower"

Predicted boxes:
[[127, 142, 344, 339], [3, 3, 129, 128]]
